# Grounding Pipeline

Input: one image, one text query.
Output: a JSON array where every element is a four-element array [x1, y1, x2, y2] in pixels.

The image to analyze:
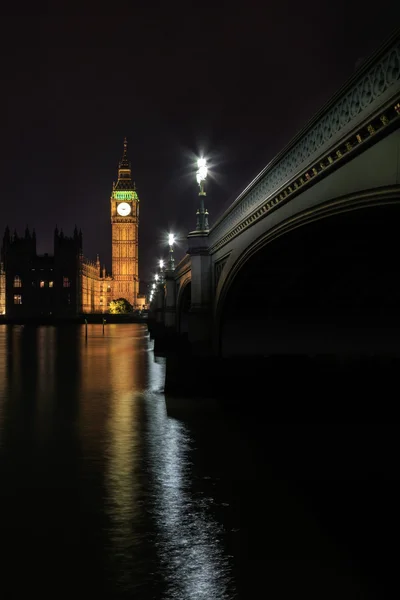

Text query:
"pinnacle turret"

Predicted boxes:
[[114, 137, 137, 192], [119, 137, 130, 171]]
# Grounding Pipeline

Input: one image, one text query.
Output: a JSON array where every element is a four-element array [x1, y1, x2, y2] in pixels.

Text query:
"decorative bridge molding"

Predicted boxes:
[[174, 253, 191, 279], [209, 32, 400, 252], [214, 254, 230, 289]]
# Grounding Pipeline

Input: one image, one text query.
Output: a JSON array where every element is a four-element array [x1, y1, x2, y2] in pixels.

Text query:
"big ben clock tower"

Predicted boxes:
[[111, 138, 139, 307]]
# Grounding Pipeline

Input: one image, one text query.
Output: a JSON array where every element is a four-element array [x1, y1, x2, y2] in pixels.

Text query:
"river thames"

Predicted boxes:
[[0, 324, 397, 598]]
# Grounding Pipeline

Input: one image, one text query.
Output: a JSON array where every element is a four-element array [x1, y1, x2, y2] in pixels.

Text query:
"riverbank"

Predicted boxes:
[[0, 313, 147, 325]]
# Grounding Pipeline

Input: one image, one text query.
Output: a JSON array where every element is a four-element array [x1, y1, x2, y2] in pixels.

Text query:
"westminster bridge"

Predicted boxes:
[[149, 31, 400, 400]]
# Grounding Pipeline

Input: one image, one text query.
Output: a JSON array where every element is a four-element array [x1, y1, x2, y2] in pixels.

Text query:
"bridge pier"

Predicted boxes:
[[152, 31, 400, 403], [186, 231, 213, 352], [164, 270, 176, 330], [164, 352, 400, 419], [187, 306, 212, 355]]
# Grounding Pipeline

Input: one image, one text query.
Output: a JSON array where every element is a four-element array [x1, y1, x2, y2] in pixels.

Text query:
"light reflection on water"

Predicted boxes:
[[0, 324, 235, 598], [146, 355, 233, 599], [0, 323, 380, 599]]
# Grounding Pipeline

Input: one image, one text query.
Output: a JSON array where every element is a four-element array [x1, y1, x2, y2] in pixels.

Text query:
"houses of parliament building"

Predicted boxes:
[[0, 140, 143, 318]]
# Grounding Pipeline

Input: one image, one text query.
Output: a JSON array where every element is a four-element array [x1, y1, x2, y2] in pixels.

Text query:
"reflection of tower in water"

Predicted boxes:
[[77, 323, 149, 578], [0, 326, 10, 449], [106, 325, 143, 561], [35, 327, 56, 444]]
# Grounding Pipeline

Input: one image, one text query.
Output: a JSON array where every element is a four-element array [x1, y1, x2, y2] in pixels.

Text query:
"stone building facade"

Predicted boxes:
[[0, 139, 143, 318], [0, 226, 112, 318], [110, 138, 140, 307], [81, 255, 113, 314]]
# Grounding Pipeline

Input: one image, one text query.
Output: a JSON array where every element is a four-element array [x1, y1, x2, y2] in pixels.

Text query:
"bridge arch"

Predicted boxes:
[[214, 187, 400, 357], [176, 277, 191, 336]]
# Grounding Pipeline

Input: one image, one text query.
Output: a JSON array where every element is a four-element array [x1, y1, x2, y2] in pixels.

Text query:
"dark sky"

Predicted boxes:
[[1, 5, 399, 285]]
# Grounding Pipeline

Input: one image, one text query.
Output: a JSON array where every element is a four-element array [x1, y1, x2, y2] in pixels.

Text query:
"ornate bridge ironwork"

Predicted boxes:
[[209, 32, 400, 252]]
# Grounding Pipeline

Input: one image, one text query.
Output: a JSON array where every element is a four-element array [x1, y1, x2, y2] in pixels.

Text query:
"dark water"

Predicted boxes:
[[0, 324, 398, 598]]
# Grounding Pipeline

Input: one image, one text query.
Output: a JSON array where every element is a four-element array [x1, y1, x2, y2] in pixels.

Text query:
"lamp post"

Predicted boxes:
[[168, 233, 175, 270], [196, 157, 209, 231], [158, 258, 165, 283]]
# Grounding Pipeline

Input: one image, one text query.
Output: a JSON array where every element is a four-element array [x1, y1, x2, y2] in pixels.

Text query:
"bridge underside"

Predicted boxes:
[[219, 201, 400, 358]]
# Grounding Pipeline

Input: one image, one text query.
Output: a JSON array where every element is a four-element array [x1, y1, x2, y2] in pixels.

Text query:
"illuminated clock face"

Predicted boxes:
[[117, 202, 131, 216]]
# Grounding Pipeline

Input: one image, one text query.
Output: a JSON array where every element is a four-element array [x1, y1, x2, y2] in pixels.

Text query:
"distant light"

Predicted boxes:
[[196, 157, 208, 184], [152, 283, 156, 289], [155, 273, 159, 281], [168, 233, 175, 246], [159, 259, 164, 268]]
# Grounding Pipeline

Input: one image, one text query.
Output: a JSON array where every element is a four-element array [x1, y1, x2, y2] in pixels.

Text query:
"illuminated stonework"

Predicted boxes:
[[80, 255, 112, 314], [113, 190, 138, 201], [0, 263, 5, 315], [0, 140, 140, 317], [110, 139, 139, 307], [0, 226, 113, 317]]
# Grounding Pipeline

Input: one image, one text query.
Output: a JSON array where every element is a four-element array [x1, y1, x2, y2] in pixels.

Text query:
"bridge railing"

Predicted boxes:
[[208, 30, 400, 251]]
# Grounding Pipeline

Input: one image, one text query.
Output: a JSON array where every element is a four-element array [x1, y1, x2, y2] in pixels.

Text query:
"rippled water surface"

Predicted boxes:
[[0, 324, 397, 598]]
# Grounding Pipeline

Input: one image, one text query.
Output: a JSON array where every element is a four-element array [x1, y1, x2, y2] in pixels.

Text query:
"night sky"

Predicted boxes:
[[1, 6, 399, 287]]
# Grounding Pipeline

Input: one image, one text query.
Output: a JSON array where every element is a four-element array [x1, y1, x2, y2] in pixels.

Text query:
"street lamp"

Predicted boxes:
[[168, 233, 175, 270], [154, 273, 159, 282], [157, 258, 165, 284], [195, 157, 209, 231]]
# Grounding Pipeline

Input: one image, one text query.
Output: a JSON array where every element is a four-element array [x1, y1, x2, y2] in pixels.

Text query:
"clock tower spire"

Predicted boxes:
[[111, 138, 139, 307]]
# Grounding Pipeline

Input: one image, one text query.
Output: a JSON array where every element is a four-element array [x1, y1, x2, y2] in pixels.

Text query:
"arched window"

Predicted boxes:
[[13, 275, 22, 288]]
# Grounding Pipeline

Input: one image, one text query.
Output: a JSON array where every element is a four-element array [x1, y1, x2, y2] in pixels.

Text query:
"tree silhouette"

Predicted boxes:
[[109, 298, 133, 314]]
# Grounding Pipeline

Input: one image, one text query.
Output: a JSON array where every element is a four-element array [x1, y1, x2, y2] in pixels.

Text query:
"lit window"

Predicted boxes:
[[14, 276, 22, 288], [40, 280, 45, 288], [49, 281, 54, 288], [107, 286, 111, 292], [100, 298, 103, 304], [63, 277, 70, 288], [14, 295, 22, 305]]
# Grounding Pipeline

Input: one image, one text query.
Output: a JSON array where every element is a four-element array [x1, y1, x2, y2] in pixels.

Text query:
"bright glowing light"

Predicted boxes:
[[152, 283, 156, 289], [117, 202, 132, 216], [168, 233, 175, 246], [155, 274, 159, 281], [196, 157, 208, 184], [113, 190, 138, 201], [159, 259, 164, 269]]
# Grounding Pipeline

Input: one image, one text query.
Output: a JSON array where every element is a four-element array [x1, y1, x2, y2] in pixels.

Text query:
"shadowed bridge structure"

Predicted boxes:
[[149, 31, 400, 400]]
